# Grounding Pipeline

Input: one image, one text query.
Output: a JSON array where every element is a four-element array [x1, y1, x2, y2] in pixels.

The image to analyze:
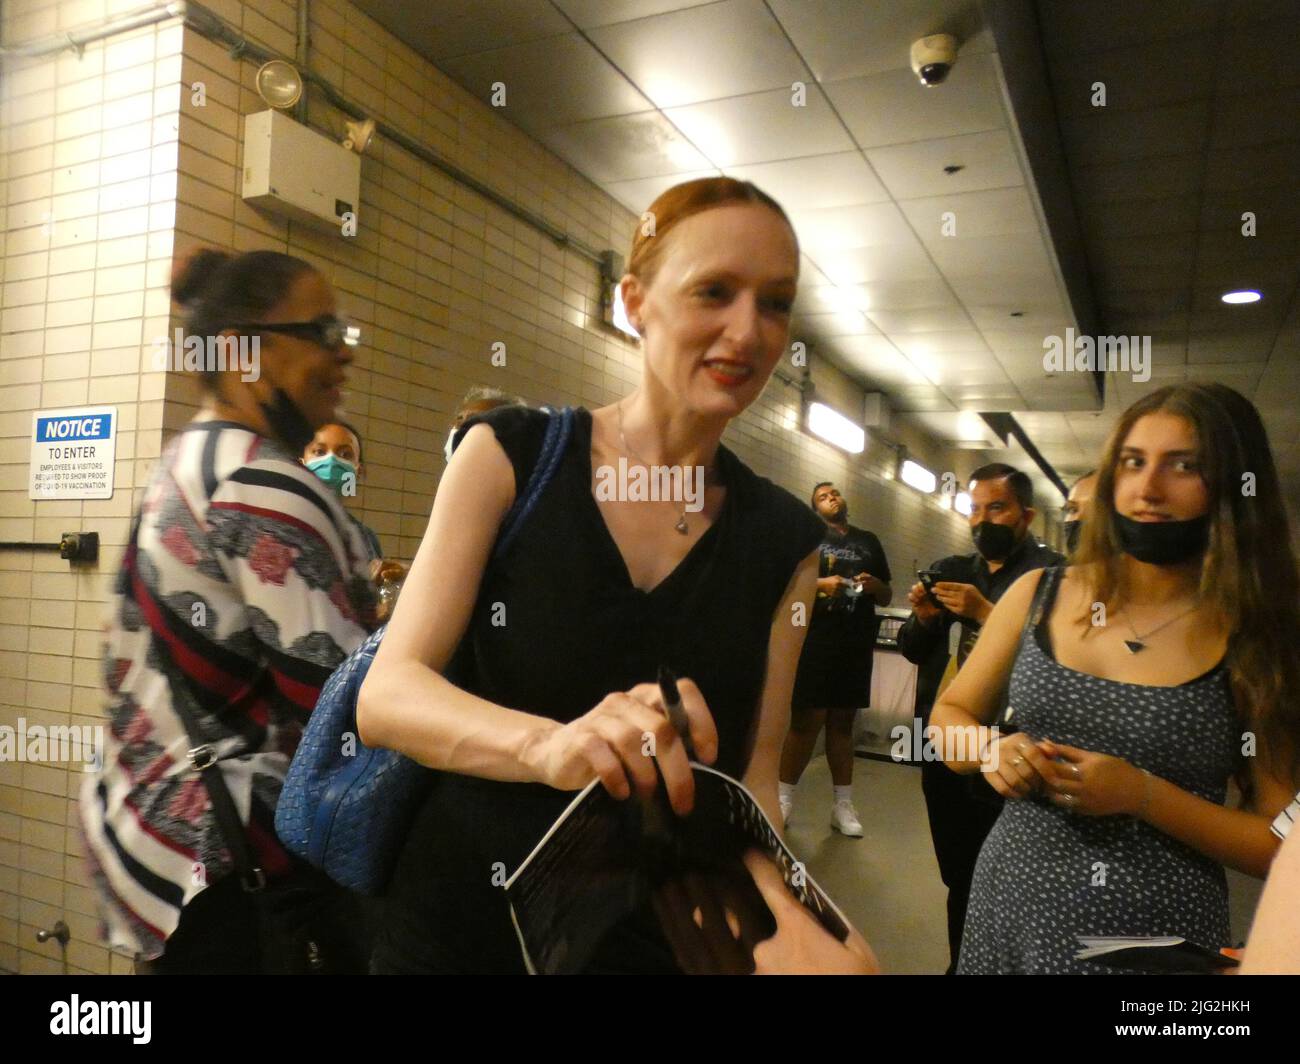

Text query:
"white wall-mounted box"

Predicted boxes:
[[241, 109, 360, 232]]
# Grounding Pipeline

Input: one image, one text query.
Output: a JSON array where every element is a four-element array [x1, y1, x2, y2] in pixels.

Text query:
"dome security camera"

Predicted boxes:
[[910, 34, 959, 87]]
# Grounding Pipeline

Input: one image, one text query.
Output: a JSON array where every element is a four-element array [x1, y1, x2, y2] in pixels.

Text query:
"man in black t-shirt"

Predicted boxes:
[[779, 483, 891, 837], [896, 463, 1063, 973]]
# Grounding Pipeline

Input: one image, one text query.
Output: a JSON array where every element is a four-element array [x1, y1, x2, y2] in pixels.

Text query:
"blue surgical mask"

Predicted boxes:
[[306, 453, 356, 496]]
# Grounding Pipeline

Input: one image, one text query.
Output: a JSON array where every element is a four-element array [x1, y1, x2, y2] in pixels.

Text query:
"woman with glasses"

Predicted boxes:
[[79, 247, 378, 973]]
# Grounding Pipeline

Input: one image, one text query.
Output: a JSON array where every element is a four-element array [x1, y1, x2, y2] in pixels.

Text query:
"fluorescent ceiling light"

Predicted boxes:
[[1221, 290, 1261, 304], [807, 401, 865, 454], [954, 491, 972, 516], [900, 458, 937, 494]]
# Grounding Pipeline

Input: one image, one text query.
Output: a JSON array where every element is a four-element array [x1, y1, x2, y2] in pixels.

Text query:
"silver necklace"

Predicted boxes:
[[615, 400, 714, 535], [1117, 601, 1201, 654]]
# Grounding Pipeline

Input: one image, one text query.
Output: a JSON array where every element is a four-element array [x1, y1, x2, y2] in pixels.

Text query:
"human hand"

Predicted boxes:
[[744, 851, 878, 975], [979, 731, 1055, 800], [932, 582, 992, 623], [817, 575, 853, 598], [908, 582, 943, 624], [523, 677, 718, 815], [1037, 740, 1144, 817]]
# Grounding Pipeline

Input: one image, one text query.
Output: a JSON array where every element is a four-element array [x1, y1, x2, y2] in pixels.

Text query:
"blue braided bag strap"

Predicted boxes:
[[491, 406, 575, 562]]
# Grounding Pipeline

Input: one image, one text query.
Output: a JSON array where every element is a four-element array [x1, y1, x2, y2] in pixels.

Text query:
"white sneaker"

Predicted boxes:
[[831, 799, 863, 837], [779, 794, 793, 827]]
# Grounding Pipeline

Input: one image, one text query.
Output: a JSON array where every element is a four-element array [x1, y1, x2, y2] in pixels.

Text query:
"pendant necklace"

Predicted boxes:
[[1117, 601, 1201, 654], [616, 400, 714, 535]]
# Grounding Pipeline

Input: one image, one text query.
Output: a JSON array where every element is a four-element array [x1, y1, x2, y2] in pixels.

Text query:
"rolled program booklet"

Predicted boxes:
[[505, 764, 852, 975], [1075, 936, 1240, 973]]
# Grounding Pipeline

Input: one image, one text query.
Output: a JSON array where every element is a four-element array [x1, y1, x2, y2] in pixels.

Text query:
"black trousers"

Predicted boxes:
[[920, 759, 1003, 974], [138, 866, 378, 975]]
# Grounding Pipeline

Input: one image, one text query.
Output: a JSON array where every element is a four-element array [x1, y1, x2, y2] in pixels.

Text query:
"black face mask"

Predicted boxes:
[[972, 521, 1017, 562], [1064, 520, 1082, 553], [259, 388, 316, 454], [1113, 512, 1210, 566]]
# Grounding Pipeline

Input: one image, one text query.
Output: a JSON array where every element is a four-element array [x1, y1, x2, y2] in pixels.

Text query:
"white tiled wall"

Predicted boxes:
[[0, 0, 982, 974]]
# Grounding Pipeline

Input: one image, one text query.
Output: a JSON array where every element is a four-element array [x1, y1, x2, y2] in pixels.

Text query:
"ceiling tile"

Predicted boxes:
[[541, 111, 710, 182], [847, 278, 961, 312], [812, 242, 940, 284], [1048, 35, 1216, 118], [1072, 154, 1205, 204], [1036, 0, 1220, 57], [664, 86, 854, 166], [553, 0, 714, 30], [898, 186, 1040, 242], [769, 0, 994, 83], [603, 168, 722, 212], [1215, 17, 1300, 96], [587, 0, 807, 109], [1059, 101, 1211, 164], [867, 306, 974, 333], [438, 35, 652, 129], [788, 201, 915, 251], [791, 309, 874, 336], [1204, 142, 1300, 193], [725, 152, 891, 210], [1187, 330, 1278, 363], [929, 233, 1056, 279], [1210, 90, 1300, 150], [865, 129, 1024, 200], [825, 52, 1005, 150]]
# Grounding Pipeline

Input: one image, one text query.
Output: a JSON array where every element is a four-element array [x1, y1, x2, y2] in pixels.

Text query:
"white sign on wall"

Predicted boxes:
[[28, 406, 117, 500]]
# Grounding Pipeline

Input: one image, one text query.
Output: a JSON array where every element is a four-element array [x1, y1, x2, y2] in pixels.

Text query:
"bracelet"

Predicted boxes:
[[1136, 768, 1153, 819]]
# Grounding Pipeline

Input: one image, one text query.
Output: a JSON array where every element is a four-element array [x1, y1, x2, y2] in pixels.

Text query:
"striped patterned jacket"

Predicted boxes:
[[79, 420, 377, 960]]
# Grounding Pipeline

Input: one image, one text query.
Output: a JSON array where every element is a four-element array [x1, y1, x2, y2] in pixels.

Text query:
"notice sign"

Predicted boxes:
[[29, 406, 117, 500]]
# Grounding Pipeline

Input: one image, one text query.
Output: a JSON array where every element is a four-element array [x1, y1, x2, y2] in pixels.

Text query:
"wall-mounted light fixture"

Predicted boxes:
[[806, 401, 865, 454], [899, 458, 937, 494], [953, 490, 972, 516]]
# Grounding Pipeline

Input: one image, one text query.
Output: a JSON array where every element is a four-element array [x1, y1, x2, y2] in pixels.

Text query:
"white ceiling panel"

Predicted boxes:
[[792, 310, 875, 337], [603, 168, 722, 213], [788, 201, 916, 251], [865, 129, 1025, 200], [769, 0, 995, 83], [554, 0, 717, 31], [825, 52, 1006, 149], [664, 86, 854, 167], [542, 111, 711, 182], [866, 306, 975, 334], [586, 0, 808, 109], [725, 152, 891, 210], [899, 185, 1041, 243], [438, 35, 652, 129]]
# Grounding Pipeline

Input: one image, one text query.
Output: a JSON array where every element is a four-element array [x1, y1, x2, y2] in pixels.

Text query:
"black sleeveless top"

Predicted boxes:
[[375, 406, 825, 973]]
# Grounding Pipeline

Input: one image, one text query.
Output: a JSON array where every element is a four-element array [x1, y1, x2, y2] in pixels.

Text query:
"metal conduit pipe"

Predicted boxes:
[[0, 0, 186, 58]]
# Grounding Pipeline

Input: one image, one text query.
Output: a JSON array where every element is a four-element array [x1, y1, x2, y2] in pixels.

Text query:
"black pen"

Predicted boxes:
[[657, 664, 696, 761]]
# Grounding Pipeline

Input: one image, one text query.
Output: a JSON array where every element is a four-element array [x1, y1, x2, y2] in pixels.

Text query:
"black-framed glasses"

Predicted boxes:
[[230, 317, 349, 351]]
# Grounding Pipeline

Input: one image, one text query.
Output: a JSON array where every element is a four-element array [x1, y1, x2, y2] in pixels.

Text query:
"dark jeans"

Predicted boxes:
[[920, 759, 1003, 975], [138, 866, 378, 975]]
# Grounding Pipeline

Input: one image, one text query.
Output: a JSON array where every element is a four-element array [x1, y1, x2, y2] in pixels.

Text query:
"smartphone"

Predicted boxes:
[[917, 569, 942, 605]]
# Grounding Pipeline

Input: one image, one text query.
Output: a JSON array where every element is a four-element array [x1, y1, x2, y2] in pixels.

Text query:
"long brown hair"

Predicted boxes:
[[628, 177, 797, 285], [1075, 383, 1300, 788]]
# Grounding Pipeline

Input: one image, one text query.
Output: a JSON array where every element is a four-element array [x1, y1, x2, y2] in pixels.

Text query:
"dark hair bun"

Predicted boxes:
[[171, 246, 232, 307]]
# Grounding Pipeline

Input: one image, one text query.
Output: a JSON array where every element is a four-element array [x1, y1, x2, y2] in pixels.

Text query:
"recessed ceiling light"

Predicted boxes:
[[1221, 290, 1262, 304]]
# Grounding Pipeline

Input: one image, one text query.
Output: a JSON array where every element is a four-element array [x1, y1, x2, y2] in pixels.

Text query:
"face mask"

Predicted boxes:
[[1064, 521, 1082, 553], [260, 388, 316, 454], [972, 521, 1017, 562], [306, 453, 356, 495], [1113, 512, 1210, 566], [443, 428, 456, 464]]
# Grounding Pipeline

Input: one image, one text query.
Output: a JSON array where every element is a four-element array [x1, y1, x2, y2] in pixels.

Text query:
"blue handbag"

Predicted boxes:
[[275, 407, 576, 894]]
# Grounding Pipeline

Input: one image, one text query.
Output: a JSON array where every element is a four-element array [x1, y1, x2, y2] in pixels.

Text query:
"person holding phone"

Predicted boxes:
[[359, 177, 831, 974], [896, 463, 1063, 972]]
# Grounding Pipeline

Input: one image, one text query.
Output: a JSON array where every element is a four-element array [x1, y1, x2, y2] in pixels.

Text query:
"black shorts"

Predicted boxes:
[[792, 632, 873, 711]]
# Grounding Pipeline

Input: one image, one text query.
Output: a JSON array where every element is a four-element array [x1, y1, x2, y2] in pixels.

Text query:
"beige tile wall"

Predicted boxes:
[[0, 0, 980, 974], [1, 0, 182, 974]]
